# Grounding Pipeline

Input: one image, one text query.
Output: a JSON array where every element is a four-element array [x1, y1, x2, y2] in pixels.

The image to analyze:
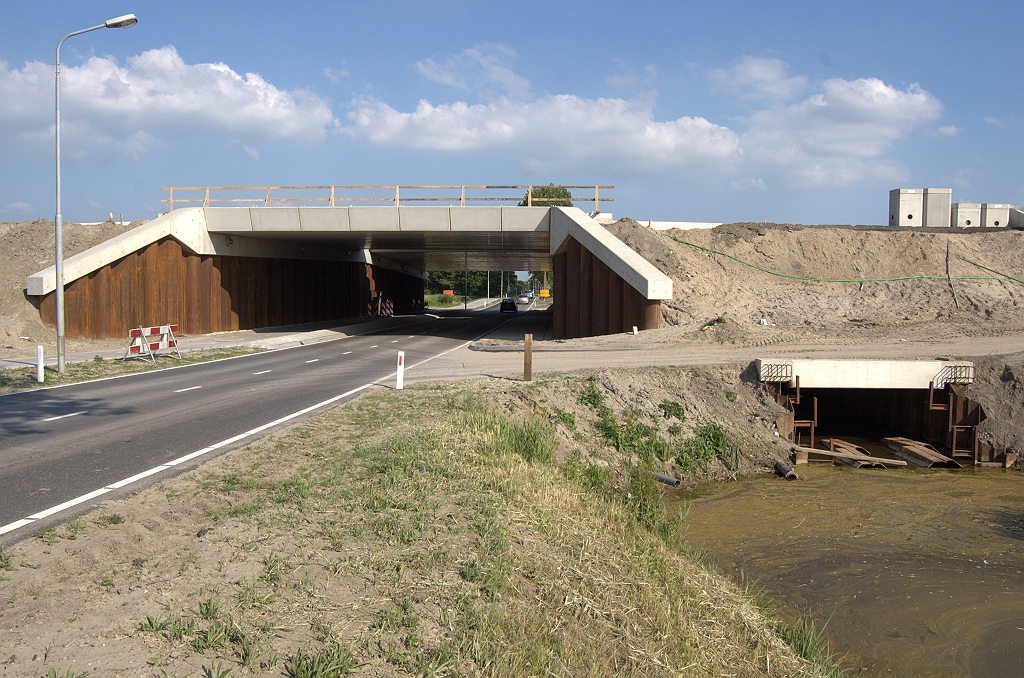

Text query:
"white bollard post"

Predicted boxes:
[[36, 345, 45, 383], [396, 351, 405, 390]]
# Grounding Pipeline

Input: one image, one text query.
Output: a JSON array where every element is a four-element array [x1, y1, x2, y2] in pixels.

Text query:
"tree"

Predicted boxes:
[[519, 183, 573, 207]]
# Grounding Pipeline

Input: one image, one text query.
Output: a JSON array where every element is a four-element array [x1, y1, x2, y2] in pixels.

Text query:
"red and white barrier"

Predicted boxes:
[[122, 324, 182, 361], [396, 351, 405, 390]]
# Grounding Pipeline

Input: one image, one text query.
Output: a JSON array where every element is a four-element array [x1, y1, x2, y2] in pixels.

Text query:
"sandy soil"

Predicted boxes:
[[0, 219, 140, 359]]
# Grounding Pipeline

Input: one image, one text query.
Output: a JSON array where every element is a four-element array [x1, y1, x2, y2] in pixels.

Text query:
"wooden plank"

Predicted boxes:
[[882, 437, 964, 469], [796, 446, 907, 468]]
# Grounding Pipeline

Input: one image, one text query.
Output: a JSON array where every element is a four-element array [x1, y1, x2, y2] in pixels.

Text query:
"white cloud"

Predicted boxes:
[[243, 144, 260, 161], [324, 66, 349, 84], [3, 201, 32, 213], [708, 56, 807, 101], [937, 125, 960, 136], [606, 58, 659, 88], [345, 94, 742, 175], [740, 78, 942, 186], [731, 178, 767, 192], [0, 46, 337, 158], [412, 44, 532, 101]]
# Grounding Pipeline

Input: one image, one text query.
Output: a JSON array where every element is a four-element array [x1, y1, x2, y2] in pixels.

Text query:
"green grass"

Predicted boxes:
[[0, 346, 261, 394], [675, 422, 737, 470], [284, 642, 359, 677]]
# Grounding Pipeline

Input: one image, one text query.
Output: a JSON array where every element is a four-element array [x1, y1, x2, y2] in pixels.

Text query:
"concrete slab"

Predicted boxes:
[[399, 206, 450, 231], [350, 206, 400, 231], [251, 207, 300, 232], [299, 207, 349, 232], [204, 208, 253, 232], [451, 207, 501, 231], [501, 206, 549, 231], [756, 358, 974, 389]]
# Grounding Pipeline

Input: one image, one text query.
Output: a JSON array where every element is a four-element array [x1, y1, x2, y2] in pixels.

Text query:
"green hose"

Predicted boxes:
[[663, 233, 1022, 285]]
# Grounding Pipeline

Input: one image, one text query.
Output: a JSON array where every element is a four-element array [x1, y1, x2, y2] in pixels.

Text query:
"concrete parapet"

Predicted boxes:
[[889, 188, 924, 226], [981, 204, 1010, 228], [951, 203, 981, 228], [756, 358, 973, 390], [923, 188, 952, 228]]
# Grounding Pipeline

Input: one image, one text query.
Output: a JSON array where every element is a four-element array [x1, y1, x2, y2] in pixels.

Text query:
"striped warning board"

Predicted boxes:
[[122, 324, 182, 361]]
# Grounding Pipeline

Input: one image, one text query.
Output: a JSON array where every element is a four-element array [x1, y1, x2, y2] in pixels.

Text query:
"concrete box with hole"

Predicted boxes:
[[889, 188, 924, 226], [981, 203, 1010, 228], [922, 188, 952, 228], [952, 203, 981, 228]]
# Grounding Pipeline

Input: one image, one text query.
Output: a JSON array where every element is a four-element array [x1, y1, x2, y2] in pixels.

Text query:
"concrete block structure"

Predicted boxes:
[[922, 188, 952, 228], [981, 204, 1010, 228], [951, 203, 981, 228], [1010, 208, 1024, 230], [889, 189, 924, 226]]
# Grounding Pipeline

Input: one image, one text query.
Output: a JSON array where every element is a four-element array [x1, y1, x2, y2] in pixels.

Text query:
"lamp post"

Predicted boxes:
[[54, 14, 138, 373]]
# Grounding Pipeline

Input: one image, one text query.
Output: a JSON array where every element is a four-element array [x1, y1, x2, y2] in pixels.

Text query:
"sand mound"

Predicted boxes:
[[605, 218, 1024, 346], [0, 219, 140, 357]]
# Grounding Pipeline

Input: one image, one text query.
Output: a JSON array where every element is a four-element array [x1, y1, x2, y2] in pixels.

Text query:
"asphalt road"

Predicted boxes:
[[0, 308, 518, 542]]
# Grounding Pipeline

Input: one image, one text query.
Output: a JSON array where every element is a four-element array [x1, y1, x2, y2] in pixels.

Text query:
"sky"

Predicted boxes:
[[1, 0, 1021, 225]]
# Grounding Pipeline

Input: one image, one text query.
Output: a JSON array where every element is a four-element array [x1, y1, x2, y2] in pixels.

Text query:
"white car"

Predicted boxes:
[[517, 295, 529, 305]]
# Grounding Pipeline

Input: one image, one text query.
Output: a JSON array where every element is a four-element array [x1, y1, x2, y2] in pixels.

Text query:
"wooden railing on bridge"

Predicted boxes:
[[161, 185, 613, 214]]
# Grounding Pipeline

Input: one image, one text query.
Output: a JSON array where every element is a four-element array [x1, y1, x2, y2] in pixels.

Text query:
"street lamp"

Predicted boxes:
[[54, 14, 138, 373]]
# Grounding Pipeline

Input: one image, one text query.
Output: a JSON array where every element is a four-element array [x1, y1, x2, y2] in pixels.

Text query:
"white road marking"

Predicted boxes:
[[0, 383, 375, 537], [253, 369, 271, 375], [370, 345, 378, 348], [305, 359, 319, 363], [40, 411, 86, 422], [391, 340, 398, 343], [174, 386, 202, 393], [342, 351, 352, 355]]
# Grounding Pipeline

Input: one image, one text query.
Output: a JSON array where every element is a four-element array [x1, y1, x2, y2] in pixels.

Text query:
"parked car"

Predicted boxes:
[[516, 295, 529, 305], [500, 298, 518, 313]]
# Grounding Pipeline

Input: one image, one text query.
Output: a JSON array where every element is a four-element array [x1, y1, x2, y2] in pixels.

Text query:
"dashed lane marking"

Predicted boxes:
[[342, 351, 352, 355], [174, 386, 202, 393], [39, 411, 86, 422], [305, 359, 319, 363], [253, 370, 272, 375]]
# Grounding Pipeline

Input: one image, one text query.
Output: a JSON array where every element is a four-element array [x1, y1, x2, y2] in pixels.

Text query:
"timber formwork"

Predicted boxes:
[[34, 237, 424, 339], [552, 236, 661, 339]]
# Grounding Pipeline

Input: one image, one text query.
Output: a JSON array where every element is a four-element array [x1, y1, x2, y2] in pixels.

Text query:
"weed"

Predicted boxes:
[[63, 517, 85, 540], [192, 619, 230, 652], [99, 576, 114, 588], [194, 595, 223, 621], [46, 668, 90, 678], [372, 600, 420, 632], [658, 399, 686, 421], [499, 415, 556, 464], [562, 452, 611, 493], [237, 577, 273, 610], [624, 464, 665, 530], [138, 614, 170, 633], [667, 423, 683, 436], [0, 542, 13, 571], [37, 526, 58, 545], [725, 390, 738, 402], [284, 642, 359, 677], [261, 553, 291, 584], [234, 629, 260, 667], [776, 613, 846, 677], [93, 355, 103, 363], [552, 407, 576, 430], [95, 512, 124, 527], [577, 378, 604, 409], [203, 659, 232, 678], [676, 422, 736, 470], [599, 407, 671, 461], [167, 617, 196, 640]]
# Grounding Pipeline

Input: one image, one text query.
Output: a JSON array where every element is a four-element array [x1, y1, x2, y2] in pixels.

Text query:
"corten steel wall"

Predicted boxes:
[[551, 236, 661, 339], [36, 237, 424, 339]]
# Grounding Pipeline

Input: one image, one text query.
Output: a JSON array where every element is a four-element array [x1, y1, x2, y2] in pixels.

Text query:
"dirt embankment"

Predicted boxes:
[[0, 219, 140, 358], [605, 219, 1024, 347]]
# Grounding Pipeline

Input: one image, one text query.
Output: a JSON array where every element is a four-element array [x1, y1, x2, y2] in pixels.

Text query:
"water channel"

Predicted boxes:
[[669, 462, 1024, 676]]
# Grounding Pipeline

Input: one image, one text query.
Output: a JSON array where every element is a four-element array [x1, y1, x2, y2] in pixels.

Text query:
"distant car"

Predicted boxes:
[[500, 298, 518, 313], [516, 295, 529, 305]]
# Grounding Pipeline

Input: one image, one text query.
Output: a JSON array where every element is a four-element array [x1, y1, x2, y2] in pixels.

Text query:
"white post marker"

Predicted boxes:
[[36, 345, 44, 383], [396, 351, 405, 390]]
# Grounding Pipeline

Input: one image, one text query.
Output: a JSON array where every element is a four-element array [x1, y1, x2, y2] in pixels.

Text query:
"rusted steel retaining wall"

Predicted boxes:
[[34, 237, 423, 339], [552, 236, 661, 339]]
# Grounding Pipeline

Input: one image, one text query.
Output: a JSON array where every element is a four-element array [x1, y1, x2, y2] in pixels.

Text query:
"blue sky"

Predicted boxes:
[[1, 0, 1021, 225]]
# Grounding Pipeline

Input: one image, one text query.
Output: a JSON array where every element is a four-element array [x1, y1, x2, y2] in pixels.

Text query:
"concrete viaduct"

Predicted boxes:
[[26, 203, 672, 340]]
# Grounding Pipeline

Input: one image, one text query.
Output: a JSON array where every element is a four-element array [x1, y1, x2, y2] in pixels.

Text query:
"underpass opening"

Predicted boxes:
[[759, 359, 1014, 468]]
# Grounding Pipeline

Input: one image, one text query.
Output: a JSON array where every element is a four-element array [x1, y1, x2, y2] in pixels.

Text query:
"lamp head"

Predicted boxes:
[[104, 14, 138, 28]]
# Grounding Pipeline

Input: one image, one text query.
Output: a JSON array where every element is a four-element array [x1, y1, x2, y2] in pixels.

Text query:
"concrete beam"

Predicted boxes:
[[550, 207, 672, 300], [756, 359, 974, 390]]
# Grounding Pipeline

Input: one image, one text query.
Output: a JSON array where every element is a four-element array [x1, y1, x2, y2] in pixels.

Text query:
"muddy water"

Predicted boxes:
[[669, 464, 1024, 676]]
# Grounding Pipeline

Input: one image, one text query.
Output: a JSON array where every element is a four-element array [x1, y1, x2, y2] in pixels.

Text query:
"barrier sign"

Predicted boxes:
[[539, 289, 550, 298], [122, 324, 182, 361]]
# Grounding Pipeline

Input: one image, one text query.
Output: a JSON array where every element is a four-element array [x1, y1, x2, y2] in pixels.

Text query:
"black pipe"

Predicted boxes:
[[652, 472, 680, 487], [774, 459, 798, 480]]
